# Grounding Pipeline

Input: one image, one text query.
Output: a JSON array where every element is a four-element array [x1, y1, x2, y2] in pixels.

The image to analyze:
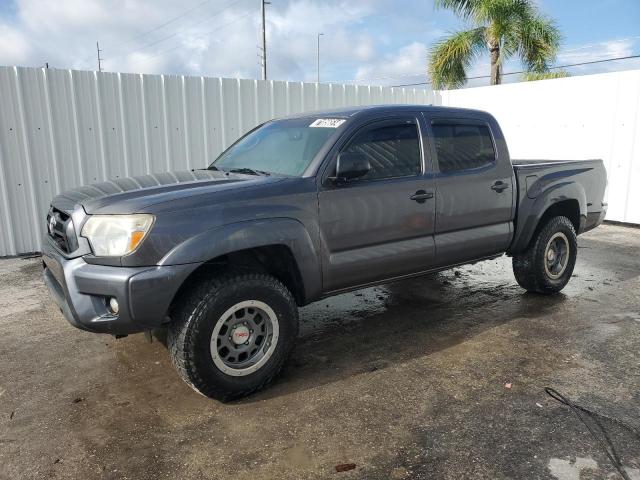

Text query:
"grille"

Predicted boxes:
[[46, 207, 78, 253]]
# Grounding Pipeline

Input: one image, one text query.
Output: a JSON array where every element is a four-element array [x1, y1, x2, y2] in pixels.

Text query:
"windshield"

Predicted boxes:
[[210, 117, 346, 176]]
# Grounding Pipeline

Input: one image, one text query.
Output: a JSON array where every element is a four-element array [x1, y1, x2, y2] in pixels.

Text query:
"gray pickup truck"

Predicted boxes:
[[42, 105, 607, 400]]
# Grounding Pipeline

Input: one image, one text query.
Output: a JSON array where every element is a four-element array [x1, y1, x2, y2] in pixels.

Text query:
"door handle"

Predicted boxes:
[[491, 181, 510, 192], [410, 190, 434, 203]]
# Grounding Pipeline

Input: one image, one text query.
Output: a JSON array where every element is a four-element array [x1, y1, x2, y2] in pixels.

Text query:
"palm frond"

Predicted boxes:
[[471, 0, 532, 31], [428, 27, 487, 89], [472, 0, 508, 30], [514, 14, 561, 72], [522, 70, 569, 81], [434, 0, 484, 21]]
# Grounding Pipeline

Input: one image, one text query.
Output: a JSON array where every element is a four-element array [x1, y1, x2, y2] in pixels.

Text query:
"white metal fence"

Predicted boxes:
[[0, 66, 637, 257], [0, 66, 433, 256]]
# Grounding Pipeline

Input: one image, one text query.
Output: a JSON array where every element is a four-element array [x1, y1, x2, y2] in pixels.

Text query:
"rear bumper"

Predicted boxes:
[[581, 203, 608, 234], [42, 238, 198, 335]]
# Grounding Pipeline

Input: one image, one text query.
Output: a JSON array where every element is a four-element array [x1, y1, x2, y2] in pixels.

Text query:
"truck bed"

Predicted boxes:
[[508, 158, 608, 253], [512, 158, 604, 167], [512, 158, 605, 186]]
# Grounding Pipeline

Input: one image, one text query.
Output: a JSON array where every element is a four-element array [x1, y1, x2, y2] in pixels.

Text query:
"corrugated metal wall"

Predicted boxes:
[[0, 66, 433, 256]]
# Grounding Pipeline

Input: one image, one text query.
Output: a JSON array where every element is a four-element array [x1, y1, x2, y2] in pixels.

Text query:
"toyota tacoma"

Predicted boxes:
[[42, 105, 608, 400]]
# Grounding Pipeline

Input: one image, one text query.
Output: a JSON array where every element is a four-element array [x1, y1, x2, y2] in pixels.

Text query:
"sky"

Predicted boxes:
[[0, 0, 638, 88]]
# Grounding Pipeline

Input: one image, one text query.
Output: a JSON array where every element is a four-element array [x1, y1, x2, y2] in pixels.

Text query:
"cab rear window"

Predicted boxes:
[[431, 123, 496, 173]]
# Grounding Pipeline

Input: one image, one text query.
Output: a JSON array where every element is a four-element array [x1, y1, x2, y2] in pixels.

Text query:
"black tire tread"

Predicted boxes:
[[512, 216, 577, 294], [167, 272, 298, 401]]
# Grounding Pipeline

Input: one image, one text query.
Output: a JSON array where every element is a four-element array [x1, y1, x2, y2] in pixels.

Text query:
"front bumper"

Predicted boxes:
[[42, 238, 199, 335]]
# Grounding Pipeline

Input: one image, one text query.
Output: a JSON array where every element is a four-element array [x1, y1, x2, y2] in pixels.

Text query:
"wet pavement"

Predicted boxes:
[[1, 224, 639, 479]]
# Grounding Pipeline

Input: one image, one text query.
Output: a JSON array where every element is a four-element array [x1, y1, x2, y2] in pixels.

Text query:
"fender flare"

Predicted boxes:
[[508, 180, 587, 254], [158, 217, 322, 303]]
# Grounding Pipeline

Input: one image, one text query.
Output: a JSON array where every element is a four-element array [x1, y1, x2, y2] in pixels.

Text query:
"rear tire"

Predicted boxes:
[[168, 272, 298, 401], [512, 216, 577, 294]]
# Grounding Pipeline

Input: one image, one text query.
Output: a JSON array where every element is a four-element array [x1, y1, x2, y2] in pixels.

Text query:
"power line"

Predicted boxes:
[[77, 0, 215, 66], [110, 0, 214, 51], [560, 35, 640, 54], [107, 0, 249, 64], [128, 10, 255, 67], [348, 35, 640, 84], [346, 71, 427, 84], [83, 0, 370, 69], [389, 53, 640, 87]]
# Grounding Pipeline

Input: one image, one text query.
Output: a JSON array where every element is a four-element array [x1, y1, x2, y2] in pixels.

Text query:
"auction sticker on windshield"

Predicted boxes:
[[309, 118, 346, 128]]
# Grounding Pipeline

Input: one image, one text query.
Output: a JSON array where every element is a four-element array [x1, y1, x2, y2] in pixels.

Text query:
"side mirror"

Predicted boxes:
[[332, 152, 371, 183]]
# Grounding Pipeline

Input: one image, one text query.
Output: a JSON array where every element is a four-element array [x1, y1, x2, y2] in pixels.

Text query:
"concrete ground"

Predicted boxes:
[[1, 224, 639, 480]]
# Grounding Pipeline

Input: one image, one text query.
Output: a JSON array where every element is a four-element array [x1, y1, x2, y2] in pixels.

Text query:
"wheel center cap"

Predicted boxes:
[[232, 325, 250, 345], [547, 249, 556, 262]]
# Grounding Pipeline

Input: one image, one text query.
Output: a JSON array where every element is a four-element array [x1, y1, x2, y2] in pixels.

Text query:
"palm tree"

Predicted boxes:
[[428, 0, 561, 89]]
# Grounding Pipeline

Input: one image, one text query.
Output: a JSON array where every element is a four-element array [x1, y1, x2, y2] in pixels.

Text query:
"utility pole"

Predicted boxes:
[[96, 41, 103, 72], [317, 33, 324, 83], [260, 0, 270, 80]]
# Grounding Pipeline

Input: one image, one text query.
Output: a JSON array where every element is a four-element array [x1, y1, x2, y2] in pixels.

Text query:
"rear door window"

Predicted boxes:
[[431, 123, 496, 173]]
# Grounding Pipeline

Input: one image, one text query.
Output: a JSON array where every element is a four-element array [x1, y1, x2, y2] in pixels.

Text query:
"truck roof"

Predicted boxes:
[[280, 104, 492, 120]]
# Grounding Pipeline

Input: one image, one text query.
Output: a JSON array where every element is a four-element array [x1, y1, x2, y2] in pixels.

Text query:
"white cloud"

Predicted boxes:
[[269, 0, 371, 36], [0, 0, 386, 82], [0, 0, 637, 86], [557, 38, 638, 74], [19, 0, 111, 32], [353, 42, 427, 85], [266, 0, 378, 80], [0, 23, 32, 65], [119, 51, 170, 75]]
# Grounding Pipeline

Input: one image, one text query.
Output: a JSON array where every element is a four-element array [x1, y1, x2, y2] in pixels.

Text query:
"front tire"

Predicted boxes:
[[512, 216, 577, 294], [168, 272, 298, 401]]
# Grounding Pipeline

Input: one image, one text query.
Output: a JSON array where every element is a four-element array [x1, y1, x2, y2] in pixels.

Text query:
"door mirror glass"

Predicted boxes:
[[333, 152, 371, 182]]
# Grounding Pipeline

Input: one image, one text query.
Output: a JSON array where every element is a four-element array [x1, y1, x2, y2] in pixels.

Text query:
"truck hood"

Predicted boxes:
[[50, 170, 284, 214]]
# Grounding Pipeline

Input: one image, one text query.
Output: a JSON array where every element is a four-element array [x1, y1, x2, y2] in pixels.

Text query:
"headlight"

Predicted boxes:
[[81, 214, 154, 257]]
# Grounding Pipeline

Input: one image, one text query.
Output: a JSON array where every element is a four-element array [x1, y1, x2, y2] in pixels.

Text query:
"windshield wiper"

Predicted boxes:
[[227, 167, 271, 176]]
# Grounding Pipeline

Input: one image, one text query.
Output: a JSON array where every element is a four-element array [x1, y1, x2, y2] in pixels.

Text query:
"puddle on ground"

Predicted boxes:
[[548, 457, 640, 480]]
